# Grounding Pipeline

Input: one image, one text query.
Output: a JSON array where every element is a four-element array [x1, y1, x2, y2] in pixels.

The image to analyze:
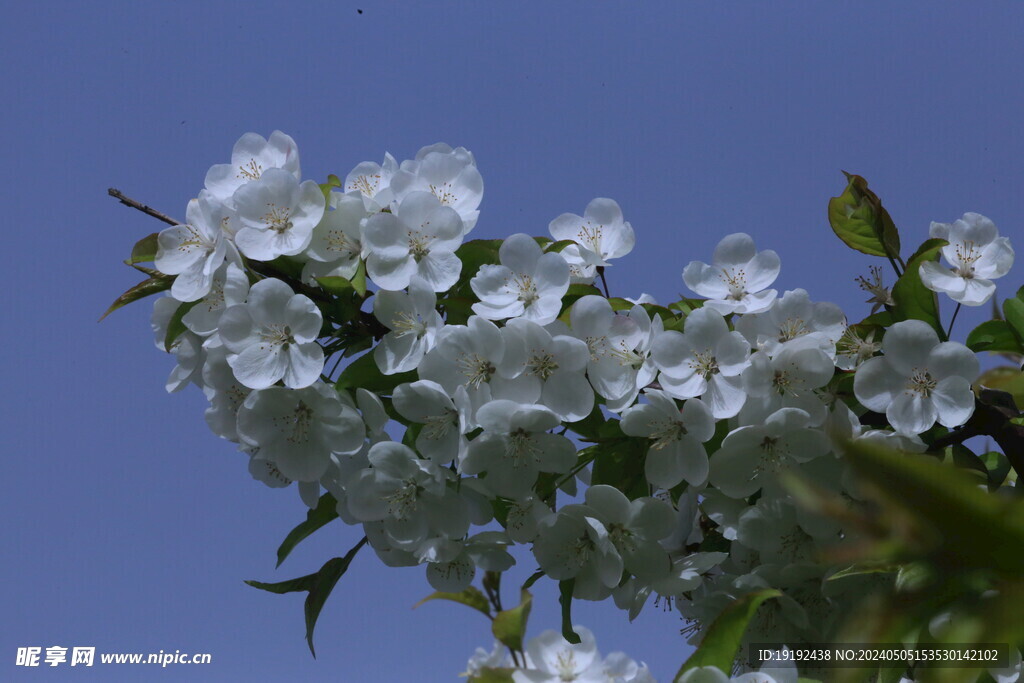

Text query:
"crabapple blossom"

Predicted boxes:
[[920, 212, 1014, 306], [344, 152, 398, 212], [549, 198, 635, 268], [361, 191, 464, 291], [733, 288, 845, 358], [708, 408, 829, 498], [682, 233, 780, 314], [582, 485, 677, 581], [620, 391, 715, 489], [471, 233, 570, 325], [533, 505, 623, 600], [651, 307, 751, 418], [853, 319, 979, 435], [303, 190, 367, 277], [373, 276, 443, 374], [236, 382, 364, 482], [155, 191, 233, 302], [392, 379, 472, 464], [203, 130, 300, 203], [501, 319, 593, 421], [201, 345, 251, 442], [740, 344, 835, 426], [218, 278, 325, 390], [232, 168, 325, 260], [460, 400, 577, 498], [390, 143, 483, 232], [182, 262, 250, 338]]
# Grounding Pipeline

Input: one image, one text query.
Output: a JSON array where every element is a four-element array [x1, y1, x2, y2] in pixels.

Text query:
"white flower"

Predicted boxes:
[[614, 552, 727, 621], [471, 233, 570, 325], [567, 295, 645, 403], [392, 380, 472, 464], [362, 191, 464, 291], [621, 391, 715, 489], [155, 191, 233, 302], [582, 485, 676, 581], [151, 296, 205, 392], [853, 319, 979, 435], [203, 130, 301, 204], [303, 191, 367, 277], [740, 345, 834, 427], [920, 212, 1014, 306], [236, 382, 364, 482], [182, 262, 250, 337], [502, 319, 594, 421], [682, 233, 780, 315], [734, 288, 845, 358], [218, 278, 325, 389], [708, 408, 829, 498], [232, 168, 325, 261], [461, 401, 577, 498], [390, 143, 483, 233], [423, 531, 514, 592], [373, 277, 443, 374], [201, 345, 251, 441], [651, 307, 751, 418], [549, 198, 635, 268], [344, 152, 398, 212], [514, 626, 605, 683]]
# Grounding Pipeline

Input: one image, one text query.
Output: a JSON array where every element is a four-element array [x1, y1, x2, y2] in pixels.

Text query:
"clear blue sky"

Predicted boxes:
[[3, 2, 1022, 681]]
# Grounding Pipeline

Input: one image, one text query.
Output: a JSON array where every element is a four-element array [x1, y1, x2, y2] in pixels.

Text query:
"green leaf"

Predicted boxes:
[[99, 275, 174, 321], [414, 586, 492, 619], [558, 579, 581, 644], [128, 233, 159, 263], [334, 352, 416, 396], [245, 537, 367, 657], [319, 174, 343, 201], [456, 239, 503, 277], [1004, 295, 1024, 344], [891, 238, 946, 336], [827, 561, 902, 582], [163, 299, 201, 352], [315, 276, 354, 296], [492, 589, 532, 652], [675, 588, 782, 680], [981, 450, 1011, 489], [975, 367, 1024, 409], [590, 436, 650, 500], [350, 259, 368, 298], [276, 493, 340, 568], [546, 239, 576, 253], [827, 172, 901, 260], [844, 439, 1024, 574], [966, 319, 1024, 353]]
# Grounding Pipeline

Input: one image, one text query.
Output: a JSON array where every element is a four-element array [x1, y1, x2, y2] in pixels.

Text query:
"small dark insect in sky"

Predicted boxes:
[[357, 8, 363, 13]]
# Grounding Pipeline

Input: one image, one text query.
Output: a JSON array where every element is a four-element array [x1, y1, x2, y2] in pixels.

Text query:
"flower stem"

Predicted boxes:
[[107, 188, 182, 226], [597, 266, 611, 298], [946, 303, 962, 339]]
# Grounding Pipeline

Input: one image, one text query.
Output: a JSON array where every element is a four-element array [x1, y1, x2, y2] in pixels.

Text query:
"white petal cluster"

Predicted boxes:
[[134, 132, 1016, 682]]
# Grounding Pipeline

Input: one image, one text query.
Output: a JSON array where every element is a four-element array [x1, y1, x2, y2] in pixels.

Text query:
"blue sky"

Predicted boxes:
[[3, 2, 1022, 681]]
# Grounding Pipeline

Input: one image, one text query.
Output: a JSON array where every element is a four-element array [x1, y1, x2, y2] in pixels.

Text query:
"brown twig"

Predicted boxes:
[[107, 188, 182, 226]]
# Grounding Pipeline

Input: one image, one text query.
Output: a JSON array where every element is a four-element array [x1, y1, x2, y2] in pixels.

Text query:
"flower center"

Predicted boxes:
[[326, 229, 359, 257], [348, 173, 381, 198], [260, 324, 296, 350], [907, 369, 937, 397], [391, 311, 427, 338], [176, 224, 215, 254], [407, 231, 433, 261], [719, 267, 748, 300], [526, 350, 559, 380], [512, 274, 539, 306], [429, 182, 458, 206], [577, 221, 604, 254], [777, 317, 808, 342], [610, 341, 645, 369], [953, 240, 981, 278], [689, 350, 719, 379], [649, 418, 686, 450], [383, 480, 420, 520], [262, 203, 294, 234], [423, 410, 457, 440], [457, 353, 496, 388], [273, 400, 314, 445], [237, 158, 263, 180], [505, 428, 540, 468]]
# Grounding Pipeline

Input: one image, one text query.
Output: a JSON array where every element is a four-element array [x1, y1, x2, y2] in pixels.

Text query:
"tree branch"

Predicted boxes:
[[107, 188, 182, 226]]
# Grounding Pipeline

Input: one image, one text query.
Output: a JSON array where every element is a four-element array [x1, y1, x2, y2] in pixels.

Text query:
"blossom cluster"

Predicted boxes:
[[136, 131, 1018, 680]]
